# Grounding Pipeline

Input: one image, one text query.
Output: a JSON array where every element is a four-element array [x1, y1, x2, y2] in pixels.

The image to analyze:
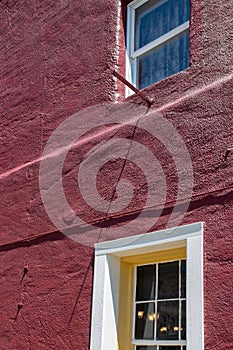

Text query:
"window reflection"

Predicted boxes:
[[157, 300, 179, 340], [135, 302, 155, 339]]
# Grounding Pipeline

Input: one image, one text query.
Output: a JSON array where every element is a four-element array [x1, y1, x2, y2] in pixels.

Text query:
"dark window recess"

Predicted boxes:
[[158, 261, 179, 299], [136, 264, 156, 301]]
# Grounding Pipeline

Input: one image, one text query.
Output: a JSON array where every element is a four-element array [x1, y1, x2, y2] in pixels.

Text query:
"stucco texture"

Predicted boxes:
[[0, 0, 232, 349]]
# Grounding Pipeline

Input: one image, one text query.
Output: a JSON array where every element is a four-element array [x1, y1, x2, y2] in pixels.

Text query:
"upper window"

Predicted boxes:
[[126, 0, 190, 91]]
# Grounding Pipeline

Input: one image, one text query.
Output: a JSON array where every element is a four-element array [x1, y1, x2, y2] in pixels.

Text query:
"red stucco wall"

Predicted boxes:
[[0, 0, 232, 349]]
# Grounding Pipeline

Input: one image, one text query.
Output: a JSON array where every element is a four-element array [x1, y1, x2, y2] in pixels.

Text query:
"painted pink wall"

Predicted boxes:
[[0, 0, 232, 349]]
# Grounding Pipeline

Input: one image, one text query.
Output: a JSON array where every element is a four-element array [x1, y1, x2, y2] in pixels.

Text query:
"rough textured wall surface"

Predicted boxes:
[[0, 1, 118, 349], [0, 0, 232, 349]]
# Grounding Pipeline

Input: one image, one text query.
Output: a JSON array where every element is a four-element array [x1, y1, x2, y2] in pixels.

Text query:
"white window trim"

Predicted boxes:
[[125, 0, 190, 96], [90, 222, 204, 350]]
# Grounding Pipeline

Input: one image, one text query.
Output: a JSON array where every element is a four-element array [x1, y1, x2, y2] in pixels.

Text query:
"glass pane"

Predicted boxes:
[[158, 261, 179, 299], [136, 347, 157, 350], [135, 302, 155, 339], [159, 347, 182, 350], [135, 0, 190, 50], [181, 300, 186, 340], [138, 30, 189, 89], [157, 300, 179, 340], [136, 264, 156, 301], [181, 260, 186, 298]]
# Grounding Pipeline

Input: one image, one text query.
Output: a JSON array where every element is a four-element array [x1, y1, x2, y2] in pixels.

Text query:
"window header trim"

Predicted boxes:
[[95, 222, 203, 256]]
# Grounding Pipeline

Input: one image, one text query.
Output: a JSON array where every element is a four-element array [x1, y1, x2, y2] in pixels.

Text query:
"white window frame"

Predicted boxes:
[[90, 222, 204, 350], [125, 0, 190, 96]]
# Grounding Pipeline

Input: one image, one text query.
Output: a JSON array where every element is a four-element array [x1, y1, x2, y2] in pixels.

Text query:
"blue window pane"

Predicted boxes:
[[135, 0, 190, 50], [138, 30, 189, 89]]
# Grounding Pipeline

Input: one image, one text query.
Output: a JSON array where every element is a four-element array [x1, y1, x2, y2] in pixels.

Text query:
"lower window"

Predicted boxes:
[[90, 222, 204, 350], [134, 260, 186, 348]]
